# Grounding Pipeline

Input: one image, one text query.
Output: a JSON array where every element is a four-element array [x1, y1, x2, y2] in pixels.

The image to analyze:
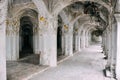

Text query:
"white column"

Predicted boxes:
[[85, 31, 89, 47], [10, 35, 13, 60], [102, 32, 105, 54], [11, 32, 19, 60], [12, 34, 17, 60], [33, 34, 35, 53], [78, 36, 81, 51], [36, 34, 39, 54], [75, 34, 78, 52], [40, 17, 57, 67], [0, 23, 7, 80], [6, 35, 12, 60], [40, 33, 57, 67], [64, 34, 73, 56], [88, 32, 91, 46], [81, 31, 86, 49], [104, 31, 108, 57], [85, 31, 87, 47], [62, 34, 65, 55], [106, 28, 112, 68], [106, 30, 109, 58], [33, 31, 39, 54], [38, 34, 42, 54], [0, 1, 7, 79], [35, 28, 42, 55], [115, 14, 120, 79], [34, 34, 37, 54], [19, 36, 22, 52], [16, 35, 19, 59], [110, 22, 117, 78], [75, 35, 81, 52]]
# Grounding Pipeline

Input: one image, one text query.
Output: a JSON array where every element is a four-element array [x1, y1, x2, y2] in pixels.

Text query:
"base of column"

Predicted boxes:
[[103, 67, 117, 79], [103, 68, 111, 78]]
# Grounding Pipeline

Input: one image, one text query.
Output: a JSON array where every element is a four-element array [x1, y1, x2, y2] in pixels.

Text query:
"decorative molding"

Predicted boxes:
[[64, 24, 68, 30], [39, 16, 48, 26]]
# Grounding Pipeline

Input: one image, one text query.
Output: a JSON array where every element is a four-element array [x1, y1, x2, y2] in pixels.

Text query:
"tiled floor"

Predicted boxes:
[[29, 44, 111, 80]]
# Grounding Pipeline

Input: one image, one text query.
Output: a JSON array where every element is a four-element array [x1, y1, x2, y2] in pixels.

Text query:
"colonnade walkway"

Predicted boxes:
[[30, 44, 110, 80]]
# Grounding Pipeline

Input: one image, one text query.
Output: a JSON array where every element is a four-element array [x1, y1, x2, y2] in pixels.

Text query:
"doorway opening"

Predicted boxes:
[[19, 16, 33, 58], [57, 15, 66, 61], [57, 26, 62, 57]]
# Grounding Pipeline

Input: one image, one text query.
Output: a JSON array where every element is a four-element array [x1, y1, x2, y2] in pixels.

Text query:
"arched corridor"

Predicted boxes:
[[0, 0, 120, 80]]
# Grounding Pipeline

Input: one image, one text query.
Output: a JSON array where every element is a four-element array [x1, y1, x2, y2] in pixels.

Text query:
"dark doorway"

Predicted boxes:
[[20, 16, 33, 58], [73, 33, 75, 53], [57, 26, 62, 57]]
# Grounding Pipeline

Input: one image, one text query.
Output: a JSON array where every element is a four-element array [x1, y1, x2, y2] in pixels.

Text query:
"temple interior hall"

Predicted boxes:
[[0, 0, 120, 80]]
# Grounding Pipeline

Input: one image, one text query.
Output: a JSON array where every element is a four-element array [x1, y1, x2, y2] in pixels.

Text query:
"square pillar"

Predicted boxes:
[[64, 34, 73, 56], [0, 22, 7, 80], [104, 28, 113, 78], [11, 34, 18, 60], [75, 35, 81, 52], [62, 34, 65, 55], [110, 21, 117, 78], [81, 31, 86, 49], [40, 34, 57, 67], [115, 14, 120, 79], [39, 17, 57, 67], [0, 1, 7, 79]]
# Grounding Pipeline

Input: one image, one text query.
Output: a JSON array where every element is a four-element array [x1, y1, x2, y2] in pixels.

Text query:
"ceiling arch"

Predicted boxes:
[[32, 0, 51, 17], [53, 0, 111, 16]]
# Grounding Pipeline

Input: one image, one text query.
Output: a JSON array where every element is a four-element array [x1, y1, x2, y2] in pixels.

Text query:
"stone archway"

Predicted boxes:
[[19, 16, 33, 58]]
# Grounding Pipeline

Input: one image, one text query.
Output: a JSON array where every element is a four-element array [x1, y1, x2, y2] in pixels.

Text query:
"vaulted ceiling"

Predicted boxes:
[[59, 1, 112, 31], [7, 0, 117, 31]]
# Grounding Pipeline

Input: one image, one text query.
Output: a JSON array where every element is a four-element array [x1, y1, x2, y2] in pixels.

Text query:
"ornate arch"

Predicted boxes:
[[53, 0, 111, 16]]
